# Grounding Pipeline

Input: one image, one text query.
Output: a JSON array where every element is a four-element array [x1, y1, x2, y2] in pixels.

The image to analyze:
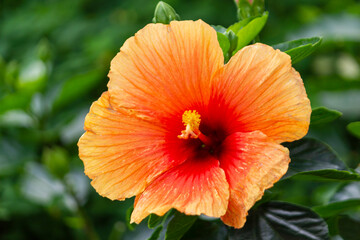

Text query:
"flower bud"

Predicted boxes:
[[235, 0, 265, 20], [252, 0, 265, 15], [234, 0, 254, 5], [152, 1, 180, 24]]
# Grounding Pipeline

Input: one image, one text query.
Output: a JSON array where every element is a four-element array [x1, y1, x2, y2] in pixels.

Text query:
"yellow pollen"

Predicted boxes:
[[182, 110, 201, 129], [178, 110, 201, 139]]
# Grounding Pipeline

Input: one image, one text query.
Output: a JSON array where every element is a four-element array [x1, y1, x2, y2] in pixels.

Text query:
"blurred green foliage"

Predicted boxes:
[[0, 0, 359, 239]]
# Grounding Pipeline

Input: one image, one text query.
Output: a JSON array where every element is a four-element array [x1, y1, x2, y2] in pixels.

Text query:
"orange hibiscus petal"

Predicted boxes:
[[78, 92, 188, 200], [131, 157, 229, 224], [219, 131, 290, 228], [212, 43, 311, 143], [107, 20, 224, 116]]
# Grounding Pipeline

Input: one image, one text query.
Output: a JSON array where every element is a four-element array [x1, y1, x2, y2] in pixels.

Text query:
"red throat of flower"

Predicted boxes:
[[178, 110, 213, 147]]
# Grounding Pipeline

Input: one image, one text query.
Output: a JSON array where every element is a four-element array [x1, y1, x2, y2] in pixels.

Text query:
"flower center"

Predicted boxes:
[[178, 110, 213, 146]]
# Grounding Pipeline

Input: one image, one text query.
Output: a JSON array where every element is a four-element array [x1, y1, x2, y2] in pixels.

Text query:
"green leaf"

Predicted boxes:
[[331, 182, 360, 202], [216, 32, 230, 58], [226, 31, 238, 56], [37, 38, 52, 62], [0, 91, 33, 114], [295, 170, 360, 182], [313, 199, 360, 218], [0, 110, 34, 128], [148, 214, 163, 229], [42, 146, 69, 179], [21, 162, 66, 206], [272, 37, 322, 64], [232, 12, 268, 53], [148, 225, 163, 240], [310, 107, 342, 125], [64, 216, 85, 229], [324, 216, 339, 236], [4, 60, 19, 89], [53, 70, 102, 110], [17, 60, 47, 92], [229, 201, 330, 240], [347, 121, 360, 139], [108, 222, 126, 240], [212, 25, 227, 34], [125, 207, 136, 231], [165, 212, 197, 240], [0, 55, 7, 81], [213, 25, 237, 62], [338, 216, 360, 240], [182, 219, 228, 240], [282, 139, 360, 181], [227, 17, 255, 33], [148, 210, 173, 229], [282, 138, 349, 180]]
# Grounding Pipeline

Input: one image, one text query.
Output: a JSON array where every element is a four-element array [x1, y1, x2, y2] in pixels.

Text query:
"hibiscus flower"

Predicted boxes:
[[78, 20, 311, 228]]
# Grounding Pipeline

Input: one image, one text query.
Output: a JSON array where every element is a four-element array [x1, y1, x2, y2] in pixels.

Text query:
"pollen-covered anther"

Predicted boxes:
[[178, 110, 201, 139], [178, 110, 213, 146]]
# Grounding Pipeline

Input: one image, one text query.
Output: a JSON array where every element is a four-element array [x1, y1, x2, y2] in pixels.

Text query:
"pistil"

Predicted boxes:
[[178, 110, 213, 146]]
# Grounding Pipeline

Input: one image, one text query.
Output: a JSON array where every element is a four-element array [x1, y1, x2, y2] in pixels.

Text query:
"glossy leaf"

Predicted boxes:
[[324, 216, 339, 236], [0, 91, 33, 114], [282, 138, 349, 180], [165, 212, 197, 240], [125, 207, 136, 231], [148, 210, 173, 229], [282, 139, 360, 181], [296, 169, 360, 181], [213, 25, 236, 61], [331, 182, 360, 202], [229, 201, 330, 240], [148, 214, 163, 229], [338, 216, 360, 240], [17, 60, 47, 92], [216, 32, 230, 59], [313, 199, 360, 218], [212, 25, 227, 34], [226, 30, 238, 56], [0, 139, 29, 177], [272, 37, 322, 64], [20, 162, 66, 206], [182, 219, 228, 240], [227, 17, 255, 33], [347, 121, 360, 139], [0, 110, 34, 128], [232, 12, 268, 53], [310, 107, 342, 125], [53, 70, 102, 110], [148, 226, 163, 240]]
